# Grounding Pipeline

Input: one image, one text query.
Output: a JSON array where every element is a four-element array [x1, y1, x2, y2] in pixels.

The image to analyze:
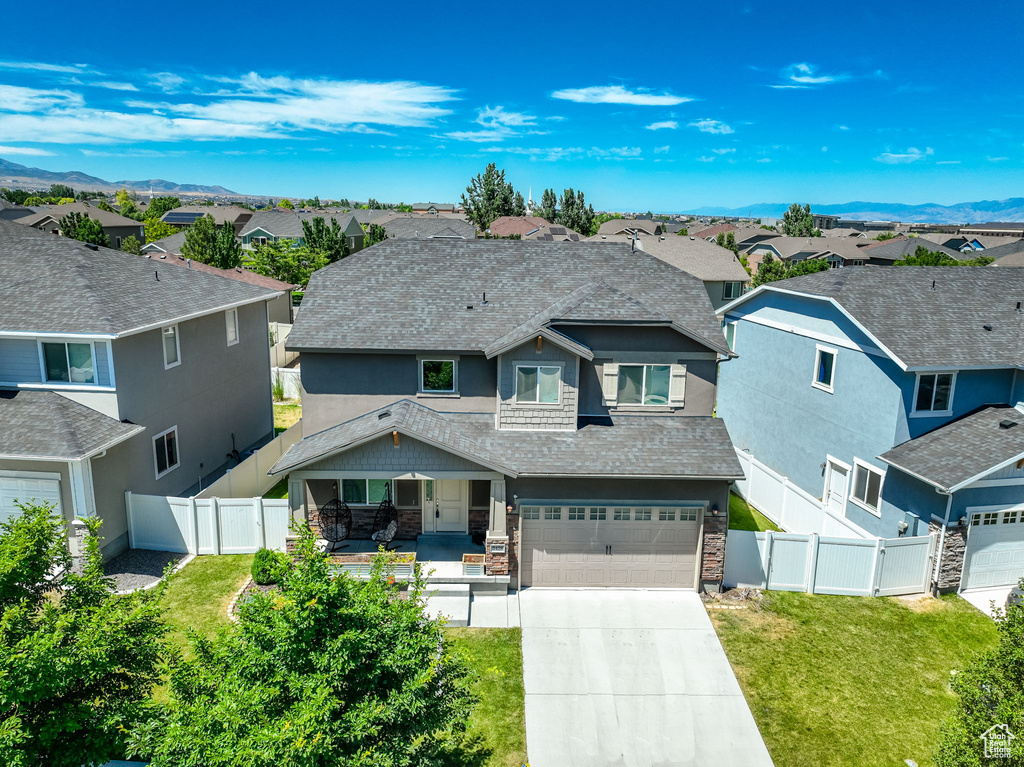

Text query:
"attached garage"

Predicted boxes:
[[520, 503, 703, 588], [962, 508, 1024, 590], [0, 473, 63, 524]]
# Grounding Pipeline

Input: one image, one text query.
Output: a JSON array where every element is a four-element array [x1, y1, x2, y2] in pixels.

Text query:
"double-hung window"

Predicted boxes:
[[41, 342, 95, 384], [851, 459, 884, 515], [618, 364, 671, 405], [225, 308, 239, 346], [153, 427, 179, 478], [812, 344, 836, 393], [515, 365, 560, 404], [722, 281, 743, 301], [420, 359, 456, 393], [913, 372, 954, 415], [163, 325, 180, 369]]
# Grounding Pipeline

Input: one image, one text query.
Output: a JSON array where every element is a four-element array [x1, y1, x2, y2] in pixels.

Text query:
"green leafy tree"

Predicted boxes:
[[540, 188, 558, 223], [277, 198, 295, 210], [556, 188, 596, 236], [934, 581, 1024, 766], [48, 183, 75, 200], [120, 235, 142, 255], [676, 227, 689, 236], [58, 211, 110, 247], [460, 162, 517, 231], [395, 202, 412, 213], [336, 198, 351, 208], [363, 222, 388, 247], [128, 525, 479, 766], [114, 188, 144, 221], [751, 253, 831, 287], [145, 196, 181, 221], [513, 191, 527, 217], [22, 196, 45, 206], [300, 216, 350, 263], [244, 239, 329, 288], [781, 203, 821, 237], [873, 231, 897, 241], [144, 218, 177, 243], [56, 197, 75, 205], [0, 503, 167, 767], [96, 200, 114, 213], [1, 188, 32, 205], [213, 218, 242, 269], [180, 213, 219, 263], [894, 246, 994, 267]]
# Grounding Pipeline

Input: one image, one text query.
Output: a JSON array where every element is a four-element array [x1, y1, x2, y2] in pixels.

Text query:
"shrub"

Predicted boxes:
[[251, 547, 290, 585], [271, 373, 285, 402]]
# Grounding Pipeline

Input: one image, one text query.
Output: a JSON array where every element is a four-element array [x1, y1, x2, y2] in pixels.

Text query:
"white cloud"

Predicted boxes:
[[821, 146, 828, 152], [476, 105, 536, 127], [689, 118, 734, 135], [988, 156, 1009, 162], [0, 61, 90, 74], [757, 158, 772, 163], [654, 145, 670, 154], [150, 72, 186, 93], [874, 146, 934, 164], [444, 128, 514, 142], [712, 148, 736, 155], [838, 125, 850, 131], [784, 62, 847, 85], [645, 120, 678, 131], [0, 84, 83, 112], [936, 160, 961, 165], [769, 84, 812, 90], [482, 146, 584, 162], [696, 156, 716, 162], [551, 85, 692, 106], [0, 144, 55, 156], [588, 146, 642, 160], [444, 105, 542, 142], [92, 81, 139, 92]]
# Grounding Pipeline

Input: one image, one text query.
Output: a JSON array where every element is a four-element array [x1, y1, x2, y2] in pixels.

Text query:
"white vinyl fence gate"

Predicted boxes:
[[126, 493, 289, 554], [724, 530, 937, 597]]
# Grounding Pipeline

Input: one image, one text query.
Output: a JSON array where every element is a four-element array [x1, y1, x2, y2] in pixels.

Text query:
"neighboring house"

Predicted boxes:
[[269, 240, 741, 589], [837, 220, 899, 233], [0, 220, 281, 563], [958, 222, 1024, 238], [811, 214, 839, 230], [917, 233, 1021, 253], [161, 204, 253, 233], [744, 235, 884, 270], [859, 237, 969, 263], [14, 202, 144, 250], [717, 266, 1024, 593], [585, 233, 749, 309], [412, 202, 456, 215], [488, 216, 582, 241], [351, 209, 394, 226], [239, 210, 366, 253], [691, 223, 738, 241], [140, 231, 187, 257], [0, 199, 31, 221], [821, 227, 868, 239], [597, 218, 663, 237], [989, 243, 1024, 265], [378, 214, 477, 240]]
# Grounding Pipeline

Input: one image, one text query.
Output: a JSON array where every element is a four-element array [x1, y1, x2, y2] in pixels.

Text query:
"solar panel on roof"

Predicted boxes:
[[163, 212, 200, 224]]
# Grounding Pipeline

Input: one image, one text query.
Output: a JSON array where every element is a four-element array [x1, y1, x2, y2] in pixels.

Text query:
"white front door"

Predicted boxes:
[[431, 480, 468, 533], [824, 459, 850, 514]]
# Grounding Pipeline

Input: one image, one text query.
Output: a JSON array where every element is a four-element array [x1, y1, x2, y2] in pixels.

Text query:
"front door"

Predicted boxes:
[[824, 458, 850, 514], [431, 480, 468, 533]]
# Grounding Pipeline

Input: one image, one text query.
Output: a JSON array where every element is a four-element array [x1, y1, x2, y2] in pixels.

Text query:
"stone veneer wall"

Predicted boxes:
[[700, 511, 727, 589], [497, 341, 578, 430], [484, 512, 520, 577], [929, 519, 967, 591], [306, 499, 422, 541]]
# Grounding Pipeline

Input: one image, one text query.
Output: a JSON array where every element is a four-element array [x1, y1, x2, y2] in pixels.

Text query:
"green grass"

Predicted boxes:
[[446, 628, 527, 767], [162, 554, 253, 653], [728, 492, 780, 532], [709, 591, 998, 767], [273, 403, 302, 435], [263, 478, 288, 499]]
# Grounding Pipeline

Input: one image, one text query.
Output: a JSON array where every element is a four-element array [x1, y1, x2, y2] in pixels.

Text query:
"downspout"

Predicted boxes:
[[931, 490, 953, 597]]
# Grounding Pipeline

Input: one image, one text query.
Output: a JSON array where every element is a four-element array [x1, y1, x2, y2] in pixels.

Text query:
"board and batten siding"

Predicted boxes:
[[497, 340, 578, 431], [0, 337, 112, 386]]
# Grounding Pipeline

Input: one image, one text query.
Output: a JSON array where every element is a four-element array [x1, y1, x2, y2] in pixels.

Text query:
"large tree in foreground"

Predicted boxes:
[[460, 162, 517, 231], [129, 525, 479, 766], [0, 503, 166, 767]]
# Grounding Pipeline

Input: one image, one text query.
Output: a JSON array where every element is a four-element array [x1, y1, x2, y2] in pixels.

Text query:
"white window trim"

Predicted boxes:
[[723, 320, 738, 352], [153, 426, 180, 480], [812, 343, 837, 393], [340, 478, 394, 506], [849, 457, 885, 517], [822, 454, 852, 509], [513, 362, 563, 406], [162, 325, 181, 370], [910, 371, 956, 418], [225, 308, 239, 347], [36, 339, 100, 386], [722, 281, 743, 301], [617, 363, 673, 407], [418, 358, 458, 394]]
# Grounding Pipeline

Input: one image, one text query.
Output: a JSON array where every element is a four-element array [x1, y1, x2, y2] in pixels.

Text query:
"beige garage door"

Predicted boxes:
[[520, 503, 702, 588]]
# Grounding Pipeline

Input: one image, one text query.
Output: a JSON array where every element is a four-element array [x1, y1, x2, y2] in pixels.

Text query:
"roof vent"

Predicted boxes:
[[481, 292, 488, 306], [84, 242, 98, 251], [1017, 301, 1022, 313], [466, 304, 474, 310], [999, 419, 1018, 430], [931, 279, 936, 291], [377, 410, 391, 420], [984, 324, 993, 331]]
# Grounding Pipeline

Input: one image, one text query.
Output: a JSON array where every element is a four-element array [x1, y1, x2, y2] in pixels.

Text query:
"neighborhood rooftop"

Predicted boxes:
[[586, 233, 750, 283]]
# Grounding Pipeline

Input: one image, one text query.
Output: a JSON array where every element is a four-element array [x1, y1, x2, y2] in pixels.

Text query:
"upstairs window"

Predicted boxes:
[[515, 365, 561, 404], [618, 364, 671, 405], [812, 345, 836, 393], [722, 281, 743, 301], [225, 308, 239, 346], [163, 325, 180, 369], [42, 342, 95, 384], [914, 372, 954, 414], [420, 359, 456, 393]]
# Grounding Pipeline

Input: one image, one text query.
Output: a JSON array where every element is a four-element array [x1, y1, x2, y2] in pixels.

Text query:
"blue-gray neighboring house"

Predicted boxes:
[[717, 266, 1024, 593]]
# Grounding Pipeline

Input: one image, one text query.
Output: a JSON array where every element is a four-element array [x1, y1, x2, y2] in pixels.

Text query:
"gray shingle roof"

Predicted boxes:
[[598, 219, 662, 236], [987, 241, 1024, 263], [586, 233, 750, 282], [381, 215, 477, 239], [240, 209, 359, 239], [270, 399, 743, 479], [879, 406, 1024, 491], [15, 202, 142, 229], [768, 266, 1024, 368], [140, 230, 187, 254], [861, 238, 969, 262], [0, 390, 144, 460], [287, 239, 731, 355], [0, 219, 281, 335]]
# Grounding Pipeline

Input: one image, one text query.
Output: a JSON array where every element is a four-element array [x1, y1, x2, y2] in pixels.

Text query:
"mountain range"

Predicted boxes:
[[685, 199, 1024, 224], [0, 158, 238, 197]]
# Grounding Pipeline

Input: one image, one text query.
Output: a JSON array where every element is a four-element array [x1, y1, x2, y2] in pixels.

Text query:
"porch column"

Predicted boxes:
[[488, 479, 507, 537], [287, 477, 307, 524]]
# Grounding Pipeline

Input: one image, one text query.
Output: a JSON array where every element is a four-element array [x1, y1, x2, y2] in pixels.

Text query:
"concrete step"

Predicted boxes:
[[425, 582, 470, 598], [422, 592, 470, 627]]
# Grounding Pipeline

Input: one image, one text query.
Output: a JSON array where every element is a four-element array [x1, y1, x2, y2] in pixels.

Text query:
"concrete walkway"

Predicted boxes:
[[520, 589, 774, 767], [961, 585, 1022, 617]]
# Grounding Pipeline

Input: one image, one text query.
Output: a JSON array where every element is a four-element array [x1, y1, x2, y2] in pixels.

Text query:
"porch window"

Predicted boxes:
[[341, 479, 393, 505], [635, 507, 652, 521], [851, 459, 884, 515], [469, 480, 491, 509], [617, 364, 671, 405], [41, 341, 96, 384], [395, 479, 419, 508], [659, 508, 676, 521], [543, 506, 561, 520], [420, 359, 456, 393], [913, 372, 954, 414], [613, 507, 630, 521], [515, 365, 561, 404], [568, 506, 586, 520]]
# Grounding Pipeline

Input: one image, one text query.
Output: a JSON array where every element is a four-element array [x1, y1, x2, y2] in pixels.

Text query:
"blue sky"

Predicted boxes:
[[1, 0, 1022, 211]]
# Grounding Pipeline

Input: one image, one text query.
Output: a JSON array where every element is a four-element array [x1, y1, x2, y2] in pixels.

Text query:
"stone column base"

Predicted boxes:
[[700, 510, 727, 592], [484, 535, 510, 576], [929, 519, 967, 592]]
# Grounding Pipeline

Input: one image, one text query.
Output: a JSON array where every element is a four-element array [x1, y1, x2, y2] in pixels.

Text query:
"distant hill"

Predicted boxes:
[[686, 198, 1024, 224], [0, 157, 238, 196]]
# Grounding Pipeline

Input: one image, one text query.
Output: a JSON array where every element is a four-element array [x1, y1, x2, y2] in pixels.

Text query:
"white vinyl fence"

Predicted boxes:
[[733, 449, 872, 539], [272, 367, 302, 400], [197, 420, 302, 499], [724, 529, 937, 596], [126, 493, 290, 554], [269, 322, 298, 369]]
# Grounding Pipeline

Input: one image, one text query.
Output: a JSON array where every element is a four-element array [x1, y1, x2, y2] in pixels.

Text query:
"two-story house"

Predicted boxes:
[[239, 210, 365, 253], [717, 266, 1024, 594], [268, 240, 742, 590], [0, 221, 281, 563]]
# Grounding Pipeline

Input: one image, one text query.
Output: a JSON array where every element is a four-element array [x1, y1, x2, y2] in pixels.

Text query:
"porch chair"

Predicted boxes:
[[371, 484, 400, 551], [318, 498, 352, 552]]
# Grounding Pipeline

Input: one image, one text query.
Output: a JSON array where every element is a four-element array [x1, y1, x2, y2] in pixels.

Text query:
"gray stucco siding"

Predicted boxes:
[[895, 368, 1016, 443], [300, 351, 497, 434], [878, 468, 947, 535], [299, 433, 493, 474], [497, 340, 578, 430]]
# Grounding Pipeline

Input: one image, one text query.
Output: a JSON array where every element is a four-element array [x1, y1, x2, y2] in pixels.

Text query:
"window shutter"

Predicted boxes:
[[669, 364, 687, 406], [602, 363, 619, 406]]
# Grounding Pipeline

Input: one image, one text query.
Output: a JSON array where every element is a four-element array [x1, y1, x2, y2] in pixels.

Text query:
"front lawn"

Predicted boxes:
[[709, 591, 998, 767], [729, 492, 780, 532]]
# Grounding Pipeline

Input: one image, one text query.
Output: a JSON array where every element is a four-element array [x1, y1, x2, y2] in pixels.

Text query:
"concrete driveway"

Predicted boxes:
[[520, 589, 774, 767]]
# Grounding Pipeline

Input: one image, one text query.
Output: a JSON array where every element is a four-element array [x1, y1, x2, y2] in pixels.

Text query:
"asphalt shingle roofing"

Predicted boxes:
[[270, 399, 743, 479], [0, 390, 143, 460], [861, 237, 969, 262], [0, 219, 280, 335], [240, 209, 359, 239], [879, 406, 1024, 491], [772, 265, 1024, 368], [380, 215, 477, 239], [287, 239, 731, 355], [585, 233, 750, 282]]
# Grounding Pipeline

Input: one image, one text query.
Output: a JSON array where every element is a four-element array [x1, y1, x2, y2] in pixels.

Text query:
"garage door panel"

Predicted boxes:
[[0, 477, 63, 524], [964, 515, 1024, 590]]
